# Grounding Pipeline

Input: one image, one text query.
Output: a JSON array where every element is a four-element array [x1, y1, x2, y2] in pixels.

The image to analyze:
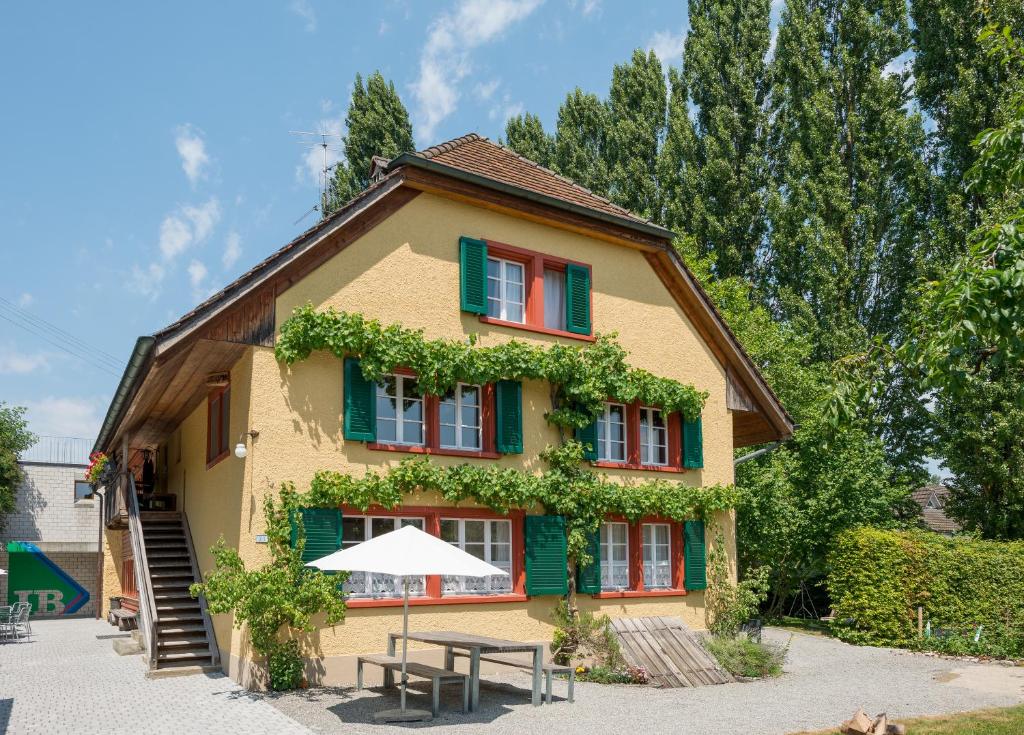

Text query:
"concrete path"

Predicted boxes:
[[265, 628, 1024, 735], [0, 617, 311, 734]]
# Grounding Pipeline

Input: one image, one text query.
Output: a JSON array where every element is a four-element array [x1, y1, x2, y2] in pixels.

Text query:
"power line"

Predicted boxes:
[[0, 312, 122, 377], [0, 297, 123, 367]]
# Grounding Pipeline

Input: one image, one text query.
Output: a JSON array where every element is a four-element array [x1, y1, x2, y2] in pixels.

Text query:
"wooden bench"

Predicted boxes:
[[356, 654, 469, 717], [107, 608, 138, 631], [451, 651, 575, 704]]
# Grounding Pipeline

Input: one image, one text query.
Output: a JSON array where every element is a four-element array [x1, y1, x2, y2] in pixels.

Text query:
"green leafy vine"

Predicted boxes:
[[275, 305, 708, 429]]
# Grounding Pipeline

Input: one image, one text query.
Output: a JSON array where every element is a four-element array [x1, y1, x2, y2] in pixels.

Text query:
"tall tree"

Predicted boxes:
[[323, 72, 414, 216], [765, 0, 932, 475], [605, 50, 667, 219], [0, 403, 35, 532], [683, 0, 772, 278], [503, 113, 554, 168], [657, 69, 700, 235], [910, 0, 1024, 259], [553, 89, 611, 197]]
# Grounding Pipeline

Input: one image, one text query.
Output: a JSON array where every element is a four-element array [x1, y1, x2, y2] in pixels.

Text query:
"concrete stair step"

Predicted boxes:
[[157, 624, 207, 636]]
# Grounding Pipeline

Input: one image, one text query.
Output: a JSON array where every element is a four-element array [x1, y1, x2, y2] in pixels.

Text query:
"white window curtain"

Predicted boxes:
[[543, 268, 566, 330]]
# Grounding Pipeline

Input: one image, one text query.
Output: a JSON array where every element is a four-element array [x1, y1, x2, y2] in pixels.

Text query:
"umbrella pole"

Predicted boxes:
[[400, 576, 409, 712]]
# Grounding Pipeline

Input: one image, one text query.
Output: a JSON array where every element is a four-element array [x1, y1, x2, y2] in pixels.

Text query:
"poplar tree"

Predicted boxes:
[[656, 68, 700, 235], [503, 113, 554, 168], [324, 72, 415, 216], [553, 89, 611, 197], [683, 0, 771, 278], [765, 0, 932, 474], [605, 50, 667, 219]]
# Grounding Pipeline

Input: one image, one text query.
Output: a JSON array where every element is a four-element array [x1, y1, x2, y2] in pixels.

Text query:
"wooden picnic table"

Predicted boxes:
[[387, 631, 544, 710]]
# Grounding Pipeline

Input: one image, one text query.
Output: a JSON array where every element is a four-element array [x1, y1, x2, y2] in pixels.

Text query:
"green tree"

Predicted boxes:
[[503, 112, 554, 168], [934, 364, 1024, 538], [765, 0, 932, 477], [0, 403, 35, 531], [323, 72, 414, 216], [605, 50, 666, 218], [683, 0, 771, 277], [553, 88, 610, 197], [910, 0, 1024, 260], [657, 69, 700, 235]]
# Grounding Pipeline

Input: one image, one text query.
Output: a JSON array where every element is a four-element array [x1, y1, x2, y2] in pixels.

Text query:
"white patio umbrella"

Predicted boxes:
[[307, 524, 508, 721]]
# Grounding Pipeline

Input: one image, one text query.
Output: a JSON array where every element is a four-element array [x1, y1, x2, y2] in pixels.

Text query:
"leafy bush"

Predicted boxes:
[[575, 664, 649, 684], [705, 530, 770, 637], [550, 600, 623, 668], [268, 641, 304, 691], [827, 528, 1024, 657], [704, 636, 786, 678]]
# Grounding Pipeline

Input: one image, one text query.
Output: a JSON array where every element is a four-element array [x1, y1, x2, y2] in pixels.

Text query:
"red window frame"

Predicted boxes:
[[340, 505, 527, 608], [591, 401, 686, 473], [368, 370, 500, 458], [590, 516, 689, 599], [206, 385, 230, 468], [477, 239, 595, 342]]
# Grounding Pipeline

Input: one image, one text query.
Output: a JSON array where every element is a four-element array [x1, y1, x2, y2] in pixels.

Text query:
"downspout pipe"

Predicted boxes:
[[734, 442, 782, 467]]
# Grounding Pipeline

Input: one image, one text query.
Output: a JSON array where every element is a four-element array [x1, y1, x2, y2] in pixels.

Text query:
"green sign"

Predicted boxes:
[[6, 541, 89, 615]]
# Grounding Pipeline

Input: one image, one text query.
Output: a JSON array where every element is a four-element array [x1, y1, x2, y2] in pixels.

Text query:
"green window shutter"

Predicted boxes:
[[459, 236, 488, 314], [290, 508, 343, 564], [565, 263, 592, 335], [525, 515, 568, 596], [683, 416, 703, 469], [683, 520, 707, 591], [575, 420, 598, 461], [576, 528, 601, 594], [495, 380, 523, 454], [343, 358, 376, 441]]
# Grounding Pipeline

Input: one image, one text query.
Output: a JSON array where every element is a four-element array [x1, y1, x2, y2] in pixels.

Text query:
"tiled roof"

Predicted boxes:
[[912, 484, 962, 534], [409, 133, 657, 228]]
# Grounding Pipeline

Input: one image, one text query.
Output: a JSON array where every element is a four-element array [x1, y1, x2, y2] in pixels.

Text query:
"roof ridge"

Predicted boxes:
[[415, 132, 483, 160]]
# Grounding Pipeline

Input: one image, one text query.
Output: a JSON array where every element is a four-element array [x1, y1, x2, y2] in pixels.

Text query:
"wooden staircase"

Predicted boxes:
[[140, 512, 220, 670]]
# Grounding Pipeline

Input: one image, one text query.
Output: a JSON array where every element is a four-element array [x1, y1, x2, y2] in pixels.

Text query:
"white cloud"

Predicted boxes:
[[128, 263, 166, 301], [24, 396, 105, 439], [289, 0, 317, 32], [16, 292, 33, 308], [379, 20, 391, 35], [174, 124, 210, 184], [412, 0, 543, 142], [474, 79, 500, 101], [223, 231, 242, 269], [489, 93, 524, 123], [158, 197, 221, 261], [0, 347, 50, 375], [569, 0, 600, 17], [647, 29, 686, 68], [188, 259, 208, 288]]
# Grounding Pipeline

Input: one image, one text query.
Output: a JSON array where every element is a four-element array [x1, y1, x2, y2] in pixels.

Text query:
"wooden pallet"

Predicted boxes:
[[610, 616, 733, 688]]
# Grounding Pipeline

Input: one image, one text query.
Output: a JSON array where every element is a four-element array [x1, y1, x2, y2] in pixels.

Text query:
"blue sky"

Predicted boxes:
[[0, 1, 700, 441]]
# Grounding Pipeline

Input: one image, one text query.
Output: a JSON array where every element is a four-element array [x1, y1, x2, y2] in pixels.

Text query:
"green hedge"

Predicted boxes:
[[827, 528, 1024, 657]]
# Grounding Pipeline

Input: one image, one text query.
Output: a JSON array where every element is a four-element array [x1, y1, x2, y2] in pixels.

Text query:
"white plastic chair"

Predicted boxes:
[[13, 603, 32, 640], [0, 606, 13, 642]]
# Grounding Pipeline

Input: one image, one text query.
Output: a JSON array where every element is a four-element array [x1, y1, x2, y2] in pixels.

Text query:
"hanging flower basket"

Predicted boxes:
[[86, 452, 110, 489]]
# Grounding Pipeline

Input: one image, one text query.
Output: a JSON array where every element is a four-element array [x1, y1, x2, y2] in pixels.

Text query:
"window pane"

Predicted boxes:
[[371, 518, 395, 538], [439, 395, 457, 425], [462, 427, 480, 449], [74, 481, 92, 500], [490, 521, 510, 543], [460, 385, 479, 406], [487, 257, 500, 279], [465, 543, 486, 560], [400, 518, 424, 530], [544, 268, 566, 330], [464, 520, 485, 543], [505, 301, 524, 323], [402, 397, 422, 423], [377, 418, 397, 443], [504, 261, 523, 285], [441, 519, 459, 543], [440, 424, 457, 447], [342, 518, 366, 545]]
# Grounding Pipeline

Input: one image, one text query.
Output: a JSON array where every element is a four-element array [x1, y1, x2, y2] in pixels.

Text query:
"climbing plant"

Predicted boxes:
[[275, 305, 707, 431]]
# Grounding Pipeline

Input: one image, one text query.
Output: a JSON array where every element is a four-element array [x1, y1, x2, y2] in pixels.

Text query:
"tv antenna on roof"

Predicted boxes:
[[290, 129, 343, 225]]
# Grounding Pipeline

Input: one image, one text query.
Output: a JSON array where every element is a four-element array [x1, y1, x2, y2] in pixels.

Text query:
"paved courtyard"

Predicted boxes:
[[2, 621, 1023, 735], [0, 617, 310, 734]]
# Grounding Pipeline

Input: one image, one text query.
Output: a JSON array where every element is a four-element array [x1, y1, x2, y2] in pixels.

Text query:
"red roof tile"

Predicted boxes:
[[409, 133, 657, 228]]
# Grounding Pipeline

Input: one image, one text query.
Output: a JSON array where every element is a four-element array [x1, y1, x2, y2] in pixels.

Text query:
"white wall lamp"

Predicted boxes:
[[234, 429, 259, 459]]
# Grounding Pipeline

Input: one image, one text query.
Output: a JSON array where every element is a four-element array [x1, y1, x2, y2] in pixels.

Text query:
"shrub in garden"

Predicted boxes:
[[704, 636, 786, 678], [550, 600, 624, 668], [827, 528, 1024, 657], [268, 641, 305, 691]]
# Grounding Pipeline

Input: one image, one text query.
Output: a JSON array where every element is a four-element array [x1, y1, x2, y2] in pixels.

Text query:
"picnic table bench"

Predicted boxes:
[[451, 650, 575, 703], [389, 631, 545, 710], [357, 654, 469, 717]]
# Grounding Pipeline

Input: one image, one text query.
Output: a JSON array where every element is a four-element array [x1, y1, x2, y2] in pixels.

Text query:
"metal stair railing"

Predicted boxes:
[[123, 472, 159, 669]]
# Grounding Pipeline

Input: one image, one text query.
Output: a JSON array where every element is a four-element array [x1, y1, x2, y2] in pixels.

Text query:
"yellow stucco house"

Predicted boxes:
[[93, 133, 793, 685]]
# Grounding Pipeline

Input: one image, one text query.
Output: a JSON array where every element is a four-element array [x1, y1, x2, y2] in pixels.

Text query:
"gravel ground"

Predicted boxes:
[[265, 628, 1024, 735]]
